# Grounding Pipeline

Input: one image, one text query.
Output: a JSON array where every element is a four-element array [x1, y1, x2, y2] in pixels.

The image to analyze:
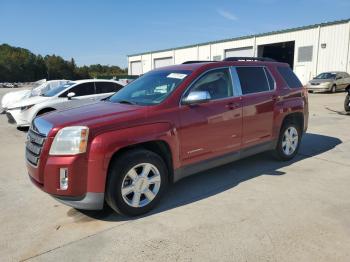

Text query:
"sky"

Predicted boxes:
[[0, 0, 350, 68]]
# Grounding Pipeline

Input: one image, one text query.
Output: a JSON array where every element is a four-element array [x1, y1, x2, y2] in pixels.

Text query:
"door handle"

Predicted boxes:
[[226, 102, 240, 110]]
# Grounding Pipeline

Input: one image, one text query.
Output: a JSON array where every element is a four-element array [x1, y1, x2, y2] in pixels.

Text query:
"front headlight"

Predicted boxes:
[[21, 104, 34, 111], [49, 126, 89, 155]]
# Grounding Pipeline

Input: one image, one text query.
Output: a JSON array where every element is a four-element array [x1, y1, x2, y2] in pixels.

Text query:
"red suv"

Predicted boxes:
[[26, 58, 309, 216]]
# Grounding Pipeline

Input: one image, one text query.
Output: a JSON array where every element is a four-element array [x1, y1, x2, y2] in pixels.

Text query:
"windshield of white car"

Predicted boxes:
[[315, 73, 336, 80], [41, 82, 75, 97], [108, 70, 192, 105]]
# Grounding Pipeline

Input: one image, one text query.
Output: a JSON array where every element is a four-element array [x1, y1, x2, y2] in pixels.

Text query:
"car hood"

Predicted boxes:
[[40, 101, 148, 134], [309, 79, 333, 84], [7, 95, 52, 109], [1, 89, 31, 108]]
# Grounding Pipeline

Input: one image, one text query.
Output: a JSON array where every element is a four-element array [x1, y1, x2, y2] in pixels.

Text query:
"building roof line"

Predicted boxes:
[[127, 18, 350, 57]]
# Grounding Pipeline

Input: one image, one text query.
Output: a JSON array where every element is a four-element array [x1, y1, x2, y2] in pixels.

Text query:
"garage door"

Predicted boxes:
[[130, 61, 142, 76], [154, 57, 173, 69], [225, 47, 254, 59]]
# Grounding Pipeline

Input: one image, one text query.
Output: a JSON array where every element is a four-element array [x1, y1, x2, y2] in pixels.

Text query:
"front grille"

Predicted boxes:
[[26, 128, 46, 166], [311, 83, 320, 86]]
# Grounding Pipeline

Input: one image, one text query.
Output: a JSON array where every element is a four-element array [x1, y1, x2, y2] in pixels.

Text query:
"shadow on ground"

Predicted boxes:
[[74, 132, 341, 221]]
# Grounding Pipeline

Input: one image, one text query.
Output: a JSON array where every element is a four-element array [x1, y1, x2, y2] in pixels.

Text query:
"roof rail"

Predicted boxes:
[[182, 60, 217, 64], [223, 57, 276, 62]]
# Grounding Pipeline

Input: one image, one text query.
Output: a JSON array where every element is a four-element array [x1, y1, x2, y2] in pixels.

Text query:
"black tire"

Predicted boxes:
[[274, 121, 301, 161], [331, 85, 336, 93], [105, 149, 168, 216], [345, 94, 350, 112]]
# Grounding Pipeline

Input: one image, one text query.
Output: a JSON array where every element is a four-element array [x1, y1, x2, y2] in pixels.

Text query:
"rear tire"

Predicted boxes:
[[274, 121, 301, 161], [105, 149, 168, 216], [345, 94, 350, 112]]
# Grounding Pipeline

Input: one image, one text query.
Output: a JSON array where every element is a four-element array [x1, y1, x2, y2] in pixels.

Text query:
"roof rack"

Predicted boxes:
[[223, 57, 276, 62], [182, 60, 217, 64]]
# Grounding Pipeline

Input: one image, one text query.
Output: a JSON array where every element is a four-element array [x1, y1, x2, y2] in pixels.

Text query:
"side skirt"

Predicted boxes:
[[173, 140, 276, 182]]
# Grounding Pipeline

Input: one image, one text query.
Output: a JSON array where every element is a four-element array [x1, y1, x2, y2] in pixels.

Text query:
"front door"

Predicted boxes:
[[178, 68, 242, 166]]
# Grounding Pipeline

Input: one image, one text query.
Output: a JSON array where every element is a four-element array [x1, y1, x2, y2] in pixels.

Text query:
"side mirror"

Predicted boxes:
[[182, 91, 211, 105], [67, 92, 76, 100]]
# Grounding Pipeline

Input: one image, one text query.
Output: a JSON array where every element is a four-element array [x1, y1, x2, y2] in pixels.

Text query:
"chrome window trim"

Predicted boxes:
[[229, 67, 243, 96], [179, 67, 237, 107]]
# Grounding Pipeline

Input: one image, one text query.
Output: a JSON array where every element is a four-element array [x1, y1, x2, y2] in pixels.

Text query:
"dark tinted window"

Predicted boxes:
[[66, 82, 96, 97], [265, 69, 275, 90], [186, 68, 233, 100], [95, 82, 123, 93], [236, 67, 270, 94], [278, 67, 302, 88]]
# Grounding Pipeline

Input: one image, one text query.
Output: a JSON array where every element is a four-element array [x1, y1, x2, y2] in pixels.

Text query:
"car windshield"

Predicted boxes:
[[108, 70, 192, 105], [315, 73, 336, 79], [41, 82, 75, 97]]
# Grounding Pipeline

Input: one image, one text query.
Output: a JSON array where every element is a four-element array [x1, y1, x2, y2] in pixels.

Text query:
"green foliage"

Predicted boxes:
[[0, 44, 128, 82]]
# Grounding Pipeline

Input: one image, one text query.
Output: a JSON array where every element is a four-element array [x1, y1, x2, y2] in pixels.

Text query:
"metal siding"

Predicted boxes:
[[317, 23, 349, 73], [174, 47, 198, 64], [128, 20, 350, 81]]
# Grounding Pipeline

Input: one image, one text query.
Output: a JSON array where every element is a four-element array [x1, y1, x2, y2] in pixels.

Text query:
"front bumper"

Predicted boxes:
[[307, 86, 331, 92], [6, 109, 31, 127], [53, 193, 104, 210]]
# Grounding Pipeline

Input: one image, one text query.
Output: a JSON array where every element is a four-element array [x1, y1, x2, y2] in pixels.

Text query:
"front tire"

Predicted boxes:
[[345, 94, 350, 112], [330, 85, 336, 93], [105, 149, 168, 216], [274, 122, 301, 161]]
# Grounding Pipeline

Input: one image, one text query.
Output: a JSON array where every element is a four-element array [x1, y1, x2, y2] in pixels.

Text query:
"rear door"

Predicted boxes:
[[178, 67, 242, 166], [236, 66, 276, 148]]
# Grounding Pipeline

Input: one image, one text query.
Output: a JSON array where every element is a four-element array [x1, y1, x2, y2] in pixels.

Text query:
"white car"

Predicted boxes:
[[1, 79, 69, 113], [6, 79, 125, 127]]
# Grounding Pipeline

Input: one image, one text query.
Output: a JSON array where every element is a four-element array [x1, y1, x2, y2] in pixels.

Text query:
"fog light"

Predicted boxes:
[[60, 168, 68, 190]]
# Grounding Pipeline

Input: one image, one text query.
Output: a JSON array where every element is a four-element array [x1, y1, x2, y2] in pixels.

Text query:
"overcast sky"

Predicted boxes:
[[1, 0, 349, 68]]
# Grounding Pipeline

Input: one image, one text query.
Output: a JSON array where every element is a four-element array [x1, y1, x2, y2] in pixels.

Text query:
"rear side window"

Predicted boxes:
[[278, 67, 302, 88], [95, 82, 123, 93], [236, 67, 270, 95]]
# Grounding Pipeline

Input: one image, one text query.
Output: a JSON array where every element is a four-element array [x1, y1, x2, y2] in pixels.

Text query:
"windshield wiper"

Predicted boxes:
[[116, 100, 137, 105]]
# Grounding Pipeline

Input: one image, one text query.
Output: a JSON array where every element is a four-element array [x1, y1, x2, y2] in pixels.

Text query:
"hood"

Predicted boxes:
[[1, 90, 31, 108], [41, 101, 147, 133], [7, 95, 52, 109], [309, 79, 334, 84]]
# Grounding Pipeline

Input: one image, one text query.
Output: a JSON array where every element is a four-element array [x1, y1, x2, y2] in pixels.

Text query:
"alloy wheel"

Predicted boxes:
[[121, 163, 161, 208], [282, 126, 299, 156]]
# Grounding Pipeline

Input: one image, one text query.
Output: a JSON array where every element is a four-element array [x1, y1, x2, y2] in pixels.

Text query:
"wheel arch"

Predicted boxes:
[[280, 112, 304, 134], [36, 107, 56, 117], [107, 140, 174, 185]]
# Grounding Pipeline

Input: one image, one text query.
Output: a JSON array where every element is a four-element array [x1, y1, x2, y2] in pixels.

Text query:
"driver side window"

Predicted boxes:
[[185, 68, 233, 100]]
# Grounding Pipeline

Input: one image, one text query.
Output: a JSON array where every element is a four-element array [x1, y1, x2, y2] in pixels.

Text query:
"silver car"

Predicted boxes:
[[307, 71, 350, 93]]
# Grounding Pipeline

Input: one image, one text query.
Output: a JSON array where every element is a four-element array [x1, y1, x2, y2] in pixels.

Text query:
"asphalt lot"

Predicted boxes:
[[0, 87, 350, 262]]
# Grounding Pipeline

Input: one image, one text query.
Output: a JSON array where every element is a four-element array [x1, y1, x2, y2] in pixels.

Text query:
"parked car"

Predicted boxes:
[[307, 71, 350, 93], [1, 80, 69, 113], [7, 79, 124, 127], [26, 58, 308, 216]]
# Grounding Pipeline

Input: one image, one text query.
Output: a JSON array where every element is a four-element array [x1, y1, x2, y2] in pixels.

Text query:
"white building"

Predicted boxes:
[[128, 19, 350, 84]]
